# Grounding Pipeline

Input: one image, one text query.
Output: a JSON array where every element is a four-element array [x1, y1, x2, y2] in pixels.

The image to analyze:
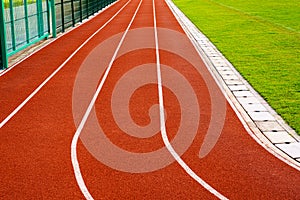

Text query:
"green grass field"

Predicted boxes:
[[173, 0, 300, 134]]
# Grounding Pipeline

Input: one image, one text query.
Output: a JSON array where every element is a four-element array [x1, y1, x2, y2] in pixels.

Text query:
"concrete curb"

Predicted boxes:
[[166, 0, 300, 169]]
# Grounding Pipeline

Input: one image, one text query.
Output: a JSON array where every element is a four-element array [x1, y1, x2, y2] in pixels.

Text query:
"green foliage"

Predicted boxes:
[[3, 0, 37, 8], [173, 0, 300, 134]]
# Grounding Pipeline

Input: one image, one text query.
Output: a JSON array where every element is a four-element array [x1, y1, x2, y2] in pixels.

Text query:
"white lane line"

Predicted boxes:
[[209, 0, 299, 33], [71, 0, 143, 199], [0, 0, 131, 129], [165, 0, 300, 171], [152, 0, 228, 199], [0, 1, 120, 77]]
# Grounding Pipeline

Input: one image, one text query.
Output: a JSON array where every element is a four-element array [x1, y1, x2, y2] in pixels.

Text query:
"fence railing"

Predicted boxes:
[[0, 0, 116, 70], [5, 0, 50, 55], [55, 0, 114, 33]]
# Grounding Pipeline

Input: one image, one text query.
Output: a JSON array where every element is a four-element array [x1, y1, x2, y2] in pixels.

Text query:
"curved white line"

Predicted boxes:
[[152, 0, 228, 199], [71, 0, 143, 199], [165, 0, 300, 171], [0, 0, 130, 129]]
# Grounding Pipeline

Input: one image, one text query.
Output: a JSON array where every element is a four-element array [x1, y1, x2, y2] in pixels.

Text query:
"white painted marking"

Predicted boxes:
[[152, 0, 228, 199], [164, 0, 300, 171], [71, 1, 143, 199], [209, 0, 299, 33], [0, 0, 130, 129]]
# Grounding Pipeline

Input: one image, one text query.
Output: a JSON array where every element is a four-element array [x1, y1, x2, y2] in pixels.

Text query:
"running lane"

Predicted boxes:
[[0, 0, 140, 198], [0, 0, 129, 123], [0, 0, 299, 199]]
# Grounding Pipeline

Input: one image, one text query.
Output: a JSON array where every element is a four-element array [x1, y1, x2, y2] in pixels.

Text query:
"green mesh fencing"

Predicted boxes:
[[4, 0, 50, 56], [0, 0, 116, 70], [55, 0, 116, 33]]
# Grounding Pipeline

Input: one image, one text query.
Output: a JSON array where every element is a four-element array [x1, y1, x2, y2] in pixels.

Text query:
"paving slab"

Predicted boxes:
[[276, 143, 300, 159], [219, 70, 236, 75], [222, 74, 239, 80], [233, 91, 253, 97], [216, 66, 231, 71], [213, 62, 227, 67], [264, 132, 296, 144], [248, 111, 276, 121], [256, 121, 285, 132], [237, 97, 260, 105], [225, 80, 244, 85], [228, 85, 248, 91], [242, 103, 267, 112]]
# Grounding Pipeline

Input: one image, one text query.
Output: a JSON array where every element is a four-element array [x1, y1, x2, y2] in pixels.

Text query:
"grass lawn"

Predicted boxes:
[[173, 0, 300, 134]]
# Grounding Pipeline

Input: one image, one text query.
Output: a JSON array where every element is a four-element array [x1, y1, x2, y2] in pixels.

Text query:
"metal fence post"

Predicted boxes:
[[9, 0, 16, 51], [71, 0, 75, 26], [79, 0, 83, 22], [49, 0, 56, 38], [24, 0, 30, 43], [60, 0, 65, 32], [0, 0, 8, 69], [36, 0, 44, 37]]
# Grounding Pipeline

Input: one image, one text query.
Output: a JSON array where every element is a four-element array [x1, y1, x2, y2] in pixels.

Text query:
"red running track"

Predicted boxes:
[[0, 0, 299, 199]]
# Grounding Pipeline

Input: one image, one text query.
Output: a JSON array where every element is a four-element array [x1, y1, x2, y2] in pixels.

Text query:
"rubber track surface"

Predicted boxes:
[[0, 0, 299, 199]]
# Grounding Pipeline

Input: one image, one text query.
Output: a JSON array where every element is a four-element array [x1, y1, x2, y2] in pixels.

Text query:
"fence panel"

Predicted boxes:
[[4, 0, 50, 56], [55, 0, 116, 34], [0, 0, 50, 69], [1, 0, 116, 69]]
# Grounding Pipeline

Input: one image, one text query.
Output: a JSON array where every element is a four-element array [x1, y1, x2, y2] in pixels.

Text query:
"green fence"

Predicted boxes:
[[0, 0, 116, 70], [55, 0, 115, 33], [0, 1, 8, 69], [4, 0, 50, 62]]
